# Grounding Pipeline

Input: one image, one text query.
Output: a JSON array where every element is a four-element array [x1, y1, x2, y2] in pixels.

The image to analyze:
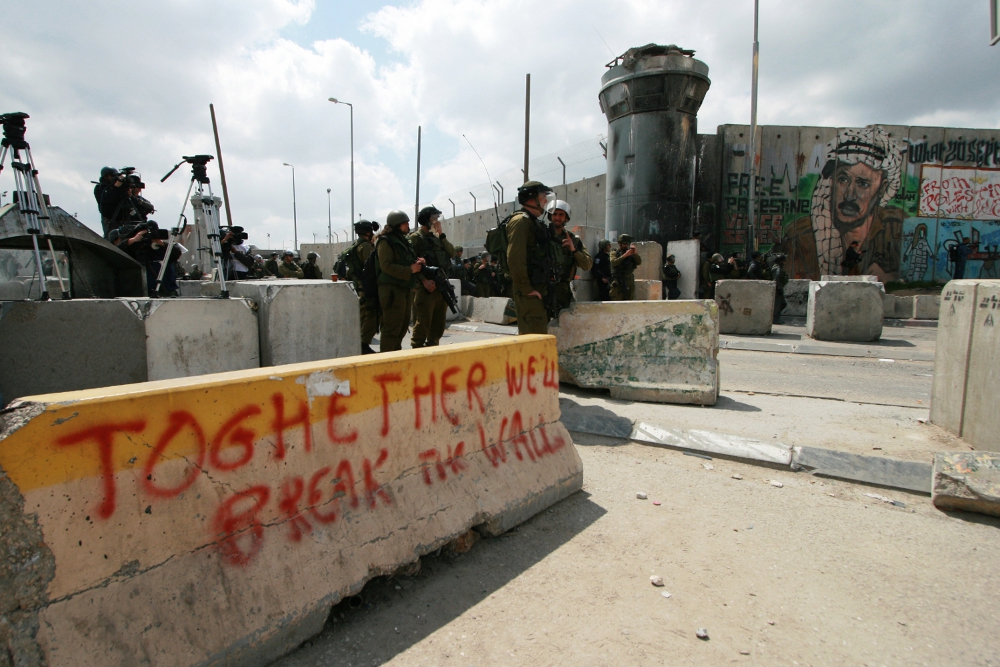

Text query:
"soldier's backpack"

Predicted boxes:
[[361, 241, 382, 311], [334, 245, 355, 280], [484, 213, 515, 274]]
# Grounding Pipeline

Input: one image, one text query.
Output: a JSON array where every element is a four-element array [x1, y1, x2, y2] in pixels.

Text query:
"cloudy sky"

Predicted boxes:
[[1, 0, 997, 248]]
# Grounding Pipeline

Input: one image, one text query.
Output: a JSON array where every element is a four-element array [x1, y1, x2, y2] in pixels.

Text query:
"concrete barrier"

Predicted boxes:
[[806, 281, 883, 342], [633, 242, 663, 281], [932, 452, 1000, 517], [570, 279, 598, 302], [665, 239, 699, 300], [913, 294, 941, 320], [231, 280, 361, 366], [124, 298, 260, 381], [0, 298, 261, 407], [820, 275, 880, 282], [783, 279, 810, 317], [930, 281, 983, 437], [883, 294, 915, 319], [634, 280, 663, 300], [177, 279, 223, 297], [715, 279, 775, 335], [549, 300, 719, 405], [468, 296, 517, 325], [0, 336, 582, 667], [960, 280, 1000, 451]]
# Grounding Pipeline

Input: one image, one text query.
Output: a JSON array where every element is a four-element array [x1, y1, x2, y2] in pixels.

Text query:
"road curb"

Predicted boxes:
[[561, 410, 932, 495]]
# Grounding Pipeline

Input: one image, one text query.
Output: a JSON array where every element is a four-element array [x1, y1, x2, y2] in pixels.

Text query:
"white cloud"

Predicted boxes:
[[2, 0, 997, 247]]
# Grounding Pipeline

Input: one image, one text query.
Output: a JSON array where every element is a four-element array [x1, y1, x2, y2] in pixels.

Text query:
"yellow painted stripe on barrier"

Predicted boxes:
[[0, 336, 559, 501]]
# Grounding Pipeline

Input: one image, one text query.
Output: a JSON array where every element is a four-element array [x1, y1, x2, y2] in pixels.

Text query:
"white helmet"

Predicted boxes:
[[546, 199, 571, 221]]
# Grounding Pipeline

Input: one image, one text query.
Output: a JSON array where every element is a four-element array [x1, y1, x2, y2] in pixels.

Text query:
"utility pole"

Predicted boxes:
[[745, 0, 760, 260], [557, 157, 566, 186], [523, 74, 531, 183], [327, 188, 332, 244], [415, 125, 422, 222]]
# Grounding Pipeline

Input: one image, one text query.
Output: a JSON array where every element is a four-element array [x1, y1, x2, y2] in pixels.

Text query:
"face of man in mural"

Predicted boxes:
[[832, 162, 886, 231]]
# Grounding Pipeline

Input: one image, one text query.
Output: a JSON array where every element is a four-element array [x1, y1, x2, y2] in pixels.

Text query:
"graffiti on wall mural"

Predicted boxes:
[[721, 125, 1000, 282]]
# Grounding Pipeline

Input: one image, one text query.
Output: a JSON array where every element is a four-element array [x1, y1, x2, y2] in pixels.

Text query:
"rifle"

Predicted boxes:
[[420, 265, 459, 314]]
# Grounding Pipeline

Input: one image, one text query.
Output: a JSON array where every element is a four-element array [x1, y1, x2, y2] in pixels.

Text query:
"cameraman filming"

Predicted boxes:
[[220, 226, 252, 281], [98, 167, 155, 238], [108, 219, 174, 296]]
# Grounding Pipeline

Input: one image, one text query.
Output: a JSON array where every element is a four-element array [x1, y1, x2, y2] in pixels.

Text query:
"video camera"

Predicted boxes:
[[117, 167, 145, 190], [220, 226, 248, 242], [115, 220, 169, 244], [420, 265, 459, 314]]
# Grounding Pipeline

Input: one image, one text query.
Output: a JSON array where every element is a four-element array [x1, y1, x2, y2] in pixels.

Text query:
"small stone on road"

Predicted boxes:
[[769, 480, 783, 488], [731, 474, 743, 480], [636, 492, 648, 500], [696, 628, 709, 640], [650, 575, 664, 587]]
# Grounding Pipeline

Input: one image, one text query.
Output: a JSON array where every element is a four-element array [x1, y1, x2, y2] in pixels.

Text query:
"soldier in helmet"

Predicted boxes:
[[408, 205, 455, 348], [474, 252, 494, 297], [349, 219, 380, 354], [609, 234, 642, 300], [592, 239, 612, 300], [506, 181, 558, 334], [547, 199, 592, 317], [376, 210, 424, 352], [301, 252, 323, 279]]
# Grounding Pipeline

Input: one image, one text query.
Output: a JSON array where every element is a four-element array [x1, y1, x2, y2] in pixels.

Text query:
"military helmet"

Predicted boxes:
[[307, 252, 318, 261], [355, 219, 379, 235], [546, 199, 571, 221], [666, 254, 676, 262], [455, 245, 463, 252], [517, 180, 552, 204], [480, 251, 490, 260], [386, 210, 410, 228], [417, 205, 442, 226], [772, 253, 787, 263], [282, 250, 294, 257], [599, 239, 611, 251], [618, 234, 633, 244], [711, 253, 724, 262], [100, 166, 119, 180]]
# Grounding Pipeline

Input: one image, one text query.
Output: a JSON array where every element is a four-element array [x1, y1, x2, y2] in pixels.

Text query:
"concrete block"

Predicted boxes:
[[634, 279, 663, 300], [806, 281, 884, 342], [783, 279, 811, 317], [460, 295, 474, 317], [0, 336, 582, 667], [570, 279, 597, 302], [932, 452, 1000, 516], [120, 298, 260, 381], [665, 239, 699, 300], [231, 280, 361, 366], [468, 296, 517, 325], [715, 279, 775, 335], [633, 241, 663, 281], [894, 295, 916, 319], [961, 281, 1000, 451], [177, 279, 222, 298], [549, 300, 719, 405], [446, 279, 462, 321], [820, 275, 880, 282], [930, 281, 983, 436], [0, 300, 146, 405], [913, 294, 941, 320]]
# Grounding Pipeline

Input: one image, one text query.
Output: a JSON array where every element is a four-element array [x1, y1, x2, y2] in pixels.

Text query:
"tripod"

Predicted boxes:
[[0, 112, 70, 300], [160, 155, 228, 298]]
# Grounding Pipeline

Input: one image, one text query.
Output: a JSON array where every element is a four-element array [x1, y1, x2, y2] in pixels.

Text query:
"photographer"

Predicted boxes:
[[99, 168, 154, 238], [108, 219, 171, 295], [219, 226, 252, 280]]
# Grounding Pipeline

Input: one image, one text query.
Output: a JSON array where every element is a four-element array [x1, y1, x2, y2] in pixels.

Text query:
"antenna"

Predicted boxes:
[[463, 134, 501, 223], [592, 24, 617, 58]]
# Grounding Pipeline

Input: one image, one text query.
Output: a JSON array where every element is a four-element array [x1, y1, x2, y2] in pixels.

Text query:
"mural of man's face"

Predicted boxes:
[[833, 162, 885, 230]]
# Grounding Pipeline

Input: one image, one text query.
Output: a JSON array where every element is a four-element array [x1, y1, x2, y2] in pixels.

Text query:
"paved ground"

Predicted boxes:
[[272, 320, 998, 666]]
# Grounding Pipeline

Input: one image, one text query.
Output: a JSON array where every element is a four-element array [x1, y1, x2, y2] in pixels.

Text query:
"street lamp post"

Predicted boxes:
[[282, 163, 297, 250], [328, 98, 355, 242], [327, 188, 332, 244]]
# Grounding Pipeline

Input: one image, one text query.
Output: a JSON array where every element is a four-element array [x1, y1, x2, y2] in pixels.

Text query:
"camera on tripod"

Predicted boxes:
[[115, 220, 169, 246], [220, 225, 248, 242], [117, 167, 145, 190]]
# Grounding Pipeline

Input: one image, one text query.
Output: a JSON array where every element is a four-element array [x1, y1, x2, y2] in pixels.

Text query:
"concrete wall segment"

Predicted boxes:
[[0, 336, 581, 666], [806, 281, 884, 342], [960, 280, 1000, 451], [930, 280, 981, 435]]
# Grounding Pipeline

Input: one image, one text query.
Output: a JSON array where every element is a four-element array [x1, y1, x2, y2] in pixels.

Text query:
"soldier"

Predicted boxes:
[[188, 264, 204, 280], [609, 235, 642, 300], [376, 210, 424, 352], [264, 252, 280, 277], [408, 205, 455, 348], [491, 256, 509, 296], [301, 252, 323, 279], [592, 239, 612, 300], [547, 199, 592, 317], [277, 250, 304, 278], [347, 219, 380, 354], [449, 245, 473, 295], [506, 181, 557, 335], [770, 254, 789, 324], [474, 252, 494, 297], [746, 251, 766, 280], [662, 254, 681, 300]]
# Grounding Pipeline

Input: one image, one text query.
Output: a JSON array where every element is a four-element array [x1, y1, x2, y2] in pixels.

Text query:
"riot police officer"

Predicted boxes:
[[592, 239, 612, 300], [547, 199, 591, 317], [408, 205, 455, 348], [770, 254, 789, 324], [506, 181, 557, 334], [609, 234, 642, 300], [376, 210, 423, 352]]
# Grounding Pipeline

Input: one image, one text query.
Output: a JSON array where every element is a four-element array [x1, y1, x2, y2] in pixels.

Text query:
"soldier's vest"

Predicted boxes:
[[511, 211, 560, 288], [553, 229, 582, 283], [376, 232, 417, 288], [409, 229, 449, 269]]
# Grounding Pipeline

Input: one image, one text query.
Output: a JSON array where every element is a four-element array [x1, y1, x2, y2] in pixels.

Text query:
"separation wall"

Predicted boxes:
[[0, 336, 582, 667]]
